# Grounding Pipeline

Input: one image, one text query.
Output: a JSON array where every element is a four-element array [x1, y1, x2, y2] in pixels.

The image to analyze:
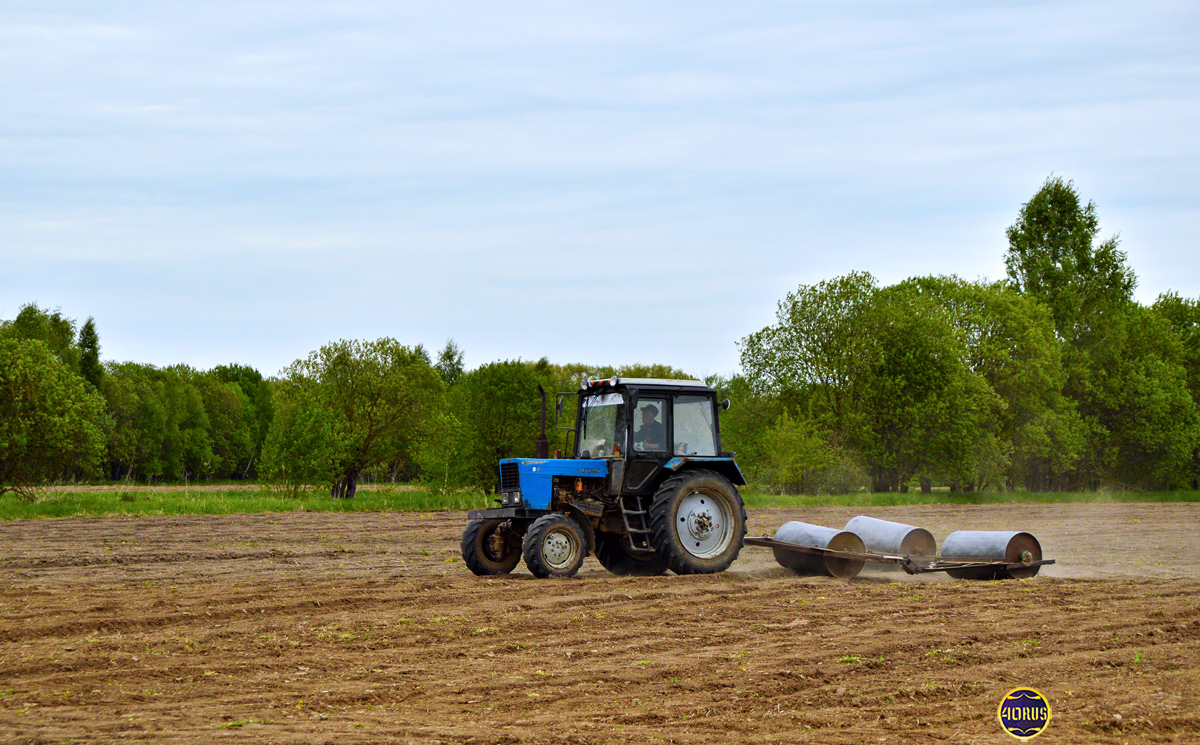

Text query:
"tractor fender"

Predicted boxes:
[[563, 504, 596, 556], [663, 457, 747, 487]]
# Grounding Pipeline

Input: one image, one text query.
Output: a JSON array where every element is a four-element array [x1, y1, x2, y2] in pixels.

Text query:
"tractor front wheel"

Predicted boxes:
[[593, 533, 668, 576], [461, 518, 522, 576], [649, 469, 746, 574], [522, 514, 587, 578]]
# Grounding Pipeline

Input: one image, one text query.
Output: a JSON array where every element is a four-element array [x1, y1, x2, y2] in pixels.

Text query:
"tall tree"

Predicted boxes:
[[100, 363, 213, 482], [1005, 178, 1198, 489], [1, 338, 107, 498], [896, 276, 1084, 490], [1079, 306, 1200, 489], [435, 340, 465, 386], [78, 317, 104, 391], [854, 286, 1002, 492], [210, 363, 274, 478], [1152, 293, 1200, 405], [261, 339, 444, 498], [192, 374, 255, 479], [450, 360, 555, 490], [1, 303, 81, 371], [739, 273, 1004, 492], [1004, 176, 1136, 342]]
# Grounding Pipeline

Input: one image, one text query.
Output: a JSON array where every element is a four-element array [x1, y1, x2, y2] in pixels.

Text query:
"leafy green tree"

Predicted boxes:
[[1152, 293, 1200, 405], [193, 373, 255, 479], [1, 338, 107, 498], [78, 318, 103, 391], [210, 364, 274, 478], [1004, 178, 1199, 488], [102, 363, 168, 481], [740, 273, 1011, 492], [739, 271, 877, 416], [854, 286, 1003, 492], [435, 340, 465, 386], [1152, 293, 1200, 486], [261, 339, 444, 497], [450, 360, 555, 490], [896, 276, 1084, 490], [0, 303, 81, 371], [260, 383, 339, 495], [760, 411, 833, 494], [1005, 176, 1136, 342], [165, 366, 213, 480], [1075, 306, 1200, 489], [101, 363, 213, 482]]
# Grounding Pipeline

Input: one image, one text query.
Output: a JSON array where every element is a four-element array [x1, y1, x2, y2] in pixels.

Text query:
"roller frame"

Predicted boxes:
[[744, 536, 1054, 576]]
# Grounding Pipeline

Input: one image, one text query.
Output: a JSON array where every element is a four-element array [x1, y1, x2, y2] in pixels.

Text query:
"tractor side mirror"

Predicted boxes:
[[720, 398, 731, 411], [556, 395, 565, 420]]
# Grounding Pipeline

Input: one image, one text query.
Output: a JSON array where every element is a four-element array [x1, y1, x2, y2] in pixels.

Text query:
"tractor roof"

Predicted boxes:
[[582, 377, 711, 391]]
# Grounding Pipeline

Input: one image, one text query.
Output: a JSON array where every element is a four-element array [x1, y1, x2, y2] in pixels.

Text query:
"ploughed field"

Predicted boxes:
[[1, 503, 1198, 744]]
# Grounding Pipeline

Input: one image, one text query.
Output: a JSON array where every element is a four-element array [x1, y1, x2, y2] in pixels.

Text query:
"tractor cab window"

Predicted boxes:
[[633, 398, 668, 452], [672, 395, 717, 456], [578, 392, 626, 458]]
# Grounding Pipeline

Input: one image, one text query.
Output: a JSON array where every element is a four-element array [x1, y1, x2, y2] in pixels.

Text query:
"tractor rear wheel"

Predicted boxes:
[[522, 514, 587, 578], [649, 469, 746, 575], [593, 533, 668, 576], [461, 518, 522, 576]]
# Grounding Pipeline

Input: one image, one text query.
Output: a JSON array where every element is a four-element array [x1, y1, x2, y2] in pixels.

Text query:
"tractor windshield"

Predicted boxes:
[[578, 392, 626, 458]]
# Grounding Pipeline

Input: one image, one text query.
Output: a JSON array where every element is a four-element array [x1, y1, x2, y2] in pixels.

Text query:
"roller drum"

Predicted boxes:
[[941, 530, 1043, 580], [772, 521, 865, 579], [844, 515, 936, 558]]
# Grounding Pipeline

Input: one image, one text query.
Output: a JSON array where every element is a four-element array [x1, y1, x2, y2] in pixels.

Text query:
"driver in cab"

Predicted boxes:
[[635, 404, 666, 451]]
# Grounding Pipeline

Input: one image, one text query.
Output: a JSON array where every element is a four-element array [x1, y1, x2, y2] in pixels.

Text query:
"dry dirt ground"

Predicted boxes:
[[1, 503, 1198, 744]]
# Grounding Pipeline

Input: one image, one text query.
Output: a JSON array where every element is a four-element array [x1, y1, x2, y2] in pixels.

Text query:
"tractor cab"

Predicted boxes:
[[572, 378, 744, 497]]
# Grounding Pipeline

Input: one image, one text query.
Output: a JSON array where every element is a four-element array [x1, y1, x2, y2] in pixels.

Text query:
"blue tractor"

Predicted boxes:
[[460, 377, 747, 578]]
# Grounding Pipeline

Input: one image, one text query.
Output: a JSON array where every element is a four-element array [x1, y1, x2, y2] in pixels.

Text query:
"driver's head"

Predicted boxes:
[[641, 405, 659, 424]]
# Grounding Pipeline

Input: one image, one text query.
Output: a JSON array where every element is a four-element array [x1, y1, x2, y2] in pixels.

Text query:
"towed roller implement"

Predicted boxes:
[[747, 518, 1054, 580]]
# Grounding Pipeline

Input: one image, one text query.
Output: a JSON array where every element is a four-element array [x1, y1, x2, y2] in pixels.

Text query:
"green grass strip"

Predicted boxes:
[[1, 486, 1196, 521], [0, 487, 494, 521]]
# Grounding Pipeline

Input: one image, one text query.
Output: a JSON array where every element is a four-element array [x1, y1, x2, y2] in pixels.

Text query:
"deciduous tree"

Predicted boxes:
[[1005, 176, 1136, 342], [1, 338, 107, 498], [262, 339, 444, 497]]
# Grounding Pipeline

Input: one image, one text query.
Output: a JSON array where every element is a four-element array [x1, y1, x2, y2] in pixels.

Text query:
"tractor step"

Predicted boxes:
[[618, 496, 656, 553]]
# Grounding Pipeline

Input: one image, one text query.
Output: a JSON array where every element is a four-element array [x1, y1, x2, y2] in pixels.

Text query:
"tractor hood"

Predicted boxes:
[[498, 458, 610, 510]]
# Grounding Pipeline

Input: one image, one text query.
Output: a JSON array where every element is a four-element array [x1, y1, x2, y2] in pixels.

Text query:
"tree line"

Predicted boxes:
[[0, 304, 689, 498], [3, 176, 1199, 498]]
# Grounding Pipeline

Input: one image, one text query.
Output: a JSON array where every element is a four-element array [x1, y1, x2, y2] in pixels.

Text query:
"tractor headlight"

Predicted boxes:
[[501, 492, 522, 506]]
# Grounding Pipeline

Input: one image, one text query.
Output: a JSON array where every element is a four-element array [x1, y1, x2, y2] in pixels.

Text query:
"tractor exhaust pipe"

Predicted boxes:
[[536, 385, 549, 458]]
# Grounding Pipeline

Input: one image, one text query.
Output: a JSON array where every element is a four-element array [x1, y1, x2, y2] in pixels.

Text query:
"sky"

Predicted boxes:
[[2, 1, 1198, 379]]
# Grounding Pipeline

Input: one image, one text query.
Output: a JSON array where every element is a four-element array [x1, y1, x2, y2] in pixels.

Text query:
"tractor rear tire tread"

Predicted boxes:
[[649, 469, 746, 575]]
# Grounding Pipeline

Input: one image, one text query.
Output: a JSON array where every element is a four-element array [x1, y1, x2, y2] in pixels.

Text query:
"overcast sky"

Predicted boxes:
[[2, 1, 1198, 378]]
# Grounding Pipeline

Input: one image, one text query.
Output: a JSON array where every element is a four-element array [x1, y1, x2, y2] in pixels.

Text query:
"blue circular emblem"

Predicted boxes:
[[998, 688, 1052, 741]]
